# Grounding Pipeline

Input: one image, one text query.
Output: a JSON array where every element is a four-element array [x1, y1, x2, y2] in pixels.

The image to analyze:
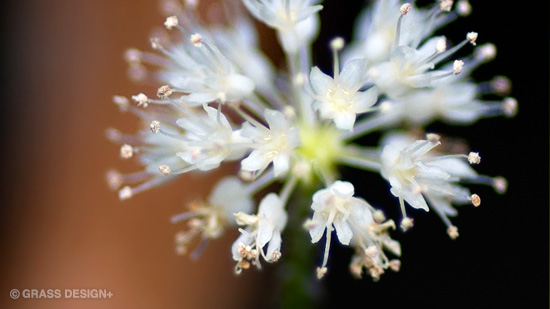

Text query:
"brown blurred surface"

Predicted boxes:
[[0, 1, 262, 308]]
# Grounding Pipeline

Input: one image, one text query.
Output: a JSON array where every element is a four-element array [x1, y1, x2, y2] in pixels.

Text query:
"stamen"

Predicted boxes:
[[330, 37, 345, 51], [388, 260, 401, 271], [157, 85, 173, 99], [120, 144, 134, 159], [132, 93, 149, 107], [399, 198, 414, 231], [159, 165, 171, 175], [124, 48, 142, 63], [150, 120, 160, 134], [470, 194, 481, 207], [150, 37, 163, 50], [365, 246, 378, 258], [491, 76, 512, 96], [468, 152, 481, 164], [400, 3, 411, 15], [503, 97, 518, 117], [373, 210, 386, 223], [316, 267, 328, 279], [447, 225, 459, 239], [394, 4, 411, 49], [493, 177, 508, 194], [164, 16, 179, 30], [452, 59, 464, 75], [456, 0, 472, 16], [431, 33, 476, 65], [400, 217, 414, 232], [475, 43, 496, 61], [118, 186, 133, 200], [106, 170, 123, 190], [330, 37, 345, 78], [129, 175, 175, 196], [467, 32, 478, 45], [113, 95, 130, 112], [426, 133, 441, 142], [436, 37, 447, 54], [190, 33, 203, 47]]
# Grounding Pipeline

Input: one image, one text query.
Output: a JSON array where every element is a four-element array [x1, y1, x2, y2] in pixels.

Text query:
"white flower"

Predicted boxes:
[[381, 135, 462, 211], [370, 34, 475, 98], [379, 132, 501, 235], [148, 30, 256, 105], [242, 0, 323, 53], [232, 193, 288, 273], [210, 18, 277, 96], [240, 109, 301, 177], [371, 82, 517, 126], [171, 176, 254, 257], [307, 181, 375, 278], [344, 0, 429, 66], [310, 59, 378, 130], [176, 105, 249, 171]]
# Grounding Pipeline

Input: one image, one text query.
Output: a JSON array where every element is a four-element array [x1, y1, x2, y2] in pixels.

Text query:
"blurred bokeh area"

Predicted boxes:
[[0, 1, 265, 308]]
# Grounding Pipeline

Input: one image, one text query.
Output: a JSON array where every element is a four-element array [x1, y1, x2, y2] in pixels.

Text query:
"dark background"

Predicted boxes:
[[0, 0, 547, 308]]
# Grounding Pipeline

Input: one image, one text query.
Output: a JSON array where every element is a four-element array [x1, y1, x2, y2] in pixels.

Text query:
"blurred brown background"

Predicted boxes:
[[0, 0, 264, 308]]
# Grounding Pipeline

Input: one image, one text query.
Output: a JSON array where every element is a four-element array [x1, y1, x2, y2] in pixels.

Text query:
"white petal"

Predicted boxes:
[[310, 66, 334, 95], [331, 181, 355, 199], [266, 231, 282, 260], [273, 153, 290, 177], [258, 193, 287, 231], [277, 29, 300, 54], [339, 58, 367, 89], [349, 198, 374, 227], [203, 105, 231, 130], [185, 92, 218, 104], [353, 86, 378, 113], [257, 220, 274, 248], [225, 73, 255, 99], [287, 127, 301, 148], [333, 112, 356, 131], [209, 177, 253, 221], [264, 109, 287, 131], [241, 149, 269, 172], [395, 187, 429, 211], [308, 211, 326, 243], [333, 218, 353, 245], [311, 189, 330, 211]]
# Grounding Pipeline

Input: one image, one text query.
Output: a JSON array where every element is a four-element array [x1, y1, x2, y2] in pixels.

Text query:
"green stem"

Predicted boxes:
[[278, 184, 322, 308]]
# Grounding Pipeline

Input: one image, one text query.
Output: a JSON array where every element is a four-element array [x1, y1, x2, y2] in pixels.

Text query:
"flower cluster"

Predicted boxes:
[[107, 0, 514, 280]]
